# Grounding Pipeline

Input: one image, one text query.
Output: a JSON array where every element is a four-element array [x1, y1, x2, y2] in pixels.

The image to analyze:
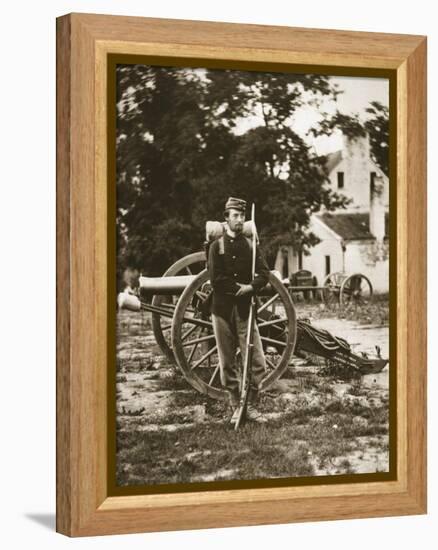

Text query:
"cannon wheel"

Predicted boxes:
[[171, 270, 297, 401], [151, 251, 206, 364], [340, 273, 373, 307], [322, 272, 345, 306]]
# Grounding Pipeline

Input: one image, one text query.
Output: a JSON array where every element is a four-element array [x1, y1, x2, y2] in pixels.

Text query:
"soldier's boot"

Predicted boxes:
[[245, 404, 267, 423], [245, 388, 267, 423]]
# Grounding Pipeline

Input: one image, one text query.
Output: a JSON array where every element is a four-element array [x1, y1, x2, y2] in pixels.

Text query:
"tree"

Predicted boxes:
[[116, 65, 350, 278], [310, 110, 367, 140], [116, 65, 207, 277], [193, 69, 350, 263]]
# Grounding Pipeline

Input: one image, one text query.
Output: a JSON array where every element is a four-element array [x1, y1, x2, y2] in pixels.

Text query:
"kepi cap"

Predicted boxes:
[[224, 197, 247, 213]]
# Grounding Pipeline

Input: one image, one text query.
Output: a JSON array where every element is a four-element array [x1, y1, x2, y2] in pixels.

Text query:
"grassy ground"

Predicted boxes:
[[294, 293, 390, 325], [116, 297, 390, 487]]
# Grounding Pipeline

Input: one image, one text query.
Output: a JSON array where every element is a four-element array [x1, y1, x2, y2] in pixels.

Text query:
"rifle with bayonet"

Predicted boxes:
[[234, 203, 257, 431]]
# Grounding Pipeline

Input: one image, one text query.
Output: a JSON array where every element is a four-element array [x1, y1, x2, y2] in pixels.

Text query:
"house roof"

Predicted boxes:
[[316, 212, 389, 240], [325, 150, 343, 173]]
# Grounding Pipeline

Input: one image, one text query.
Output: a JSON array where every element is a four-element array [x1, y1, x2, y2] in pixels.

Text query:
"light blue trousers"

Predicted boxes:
[[212, 308, 267, 406]]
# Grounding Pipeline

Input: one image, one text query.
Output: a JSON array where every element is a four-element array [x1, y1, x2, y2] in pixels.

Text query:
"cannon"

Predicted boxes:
[[282, 270, 373, 306], [118, 251, 387, 402], [322, 272, 373, 307]]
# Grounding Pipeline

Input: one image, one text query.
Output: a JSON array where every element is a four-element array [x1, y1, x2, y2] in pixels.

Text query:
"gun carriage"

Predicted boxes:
[[283, 269, 373, 306], [321, 271, 373, 307], [119, 248, 387, 402]]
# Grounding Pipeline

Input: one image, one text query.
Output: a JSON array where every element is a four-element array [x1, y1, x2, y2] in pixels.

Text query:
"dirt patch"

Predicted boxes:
[[116, 302, 390, 487]]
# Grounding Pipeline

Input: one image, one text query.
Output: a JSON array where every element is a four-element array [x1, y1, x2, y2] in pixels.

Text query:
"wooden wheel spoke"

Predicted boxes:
[[151, 251, 207, 364], [182, 316, 212, 329], [260, 336, 287, 347], [257, 293, 279, 314], [339, 275, 373, 308], [182, 333, 216, 347], [187, 335, 203, 363], [266, 357, 277, 370], [208, 364, 220, 385], [258, 316, 288, 329], [190, 345, 218, 370], [181, 324, 199, 341], [325, 289, 338, 302]]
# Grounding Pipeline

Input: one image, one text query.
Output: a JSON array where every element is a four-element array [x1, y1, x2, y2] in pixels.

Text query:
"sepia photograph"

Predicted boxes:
[[114, 62, 392, 490]]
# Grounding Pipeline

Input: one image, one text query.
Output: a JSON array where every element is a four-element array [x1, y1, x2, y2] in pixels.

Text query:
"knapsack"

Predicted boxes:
[[204, 221, 254, 269]]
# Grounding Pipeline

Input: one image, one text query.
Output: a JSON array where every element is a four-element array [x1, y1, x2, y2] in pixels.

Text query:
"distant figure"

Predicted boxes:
[[208, 197, 270, 424], [122, 267, 140, 295]]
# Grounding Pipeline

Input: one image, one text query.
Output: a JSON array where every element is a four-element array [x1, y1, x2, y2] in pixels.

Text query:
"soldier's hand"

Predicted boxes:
[[235, 284, 253, 297]]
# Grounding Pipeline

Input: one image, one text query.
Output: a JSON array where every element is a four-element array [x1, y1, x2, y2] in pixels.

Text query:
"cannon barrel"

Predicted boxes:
[[139, 274, 197, 295], [139, 271, 287, 296]]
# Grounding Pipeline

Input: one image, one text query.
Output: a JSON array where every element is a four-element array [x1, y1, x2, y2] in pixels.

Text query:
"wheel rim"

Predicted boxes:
[[322, 272, 345, 306], [171, 270, 297, 400], [151, 251, 206, 364], [340, 273, 373, 307]]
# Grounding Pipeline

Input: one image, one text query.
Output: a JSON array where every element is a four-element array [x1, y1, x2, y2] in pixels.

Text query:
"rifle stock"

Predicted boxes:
[[234, 296, 256, 430]]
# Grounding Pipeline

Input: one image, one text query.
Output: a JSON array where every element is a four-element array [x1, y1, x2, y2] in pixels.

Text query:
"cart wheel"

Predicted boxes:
[[340, 273, 373, 307], [322, 272, 345, 306], [151, 251, 206, 364], [171, 270, 297, 400]]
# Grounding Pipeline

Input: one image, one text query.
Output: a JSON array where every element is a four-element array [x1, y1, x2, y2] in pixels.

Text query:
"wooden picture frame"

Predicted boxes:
[[56, 13, 427, 537]]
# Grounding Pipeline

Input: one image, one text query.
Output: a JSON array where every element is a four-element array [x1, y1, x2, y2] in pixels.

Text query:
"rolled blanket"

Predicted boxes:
[[117, 292, 141, 311], [205, 220, 257, 241]]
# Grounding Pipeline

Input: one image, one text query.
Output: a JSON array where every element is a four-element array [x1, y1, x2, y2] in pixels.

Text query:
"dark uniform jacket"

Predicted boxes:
[[208, 232, 270, 322]]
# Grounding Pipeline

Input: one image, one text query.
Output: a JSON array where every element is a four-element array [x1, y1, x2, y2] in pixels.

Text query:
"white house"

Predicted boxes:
[[274, 133, 390, 293]]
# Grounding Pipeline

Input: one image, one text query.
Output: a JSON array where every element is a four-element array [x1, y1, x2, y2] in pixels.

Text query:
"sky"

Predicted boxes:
[[305, 76, 389, 155], [232, 74, 389, 155]]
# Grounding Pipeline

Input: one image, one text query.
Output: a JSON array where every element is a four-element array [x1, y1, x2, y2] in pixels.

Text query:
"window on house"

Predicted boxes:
[[282, 253, 289, 279], [282, 262, 288, 279], [370, 171, 377, 195], [298, 250, 303, 270], [337, 172, 344, 189], [325, 255, 331, 276]]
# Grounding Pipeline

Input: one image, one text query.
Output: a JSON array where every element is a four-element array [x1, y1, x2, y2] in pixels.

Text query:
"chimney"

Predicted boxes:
[[342, 132, 370, 161], [369, 173, 386, 240], [341, 132, 372, 213]]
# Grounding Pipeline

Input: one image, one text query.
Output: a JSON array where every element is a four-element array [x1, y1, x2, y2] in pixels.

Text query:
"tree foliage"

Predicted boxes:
[[116, 65, 351, 279], [310, 110, 367, 140], [364, 101, 389, 176], [311, 102, 389, 176]]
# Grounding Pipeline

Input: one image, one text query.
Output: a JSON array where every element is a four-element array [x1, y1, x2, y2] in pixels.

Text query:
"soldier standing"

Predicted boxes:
[[208, 197, 270, 423]]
